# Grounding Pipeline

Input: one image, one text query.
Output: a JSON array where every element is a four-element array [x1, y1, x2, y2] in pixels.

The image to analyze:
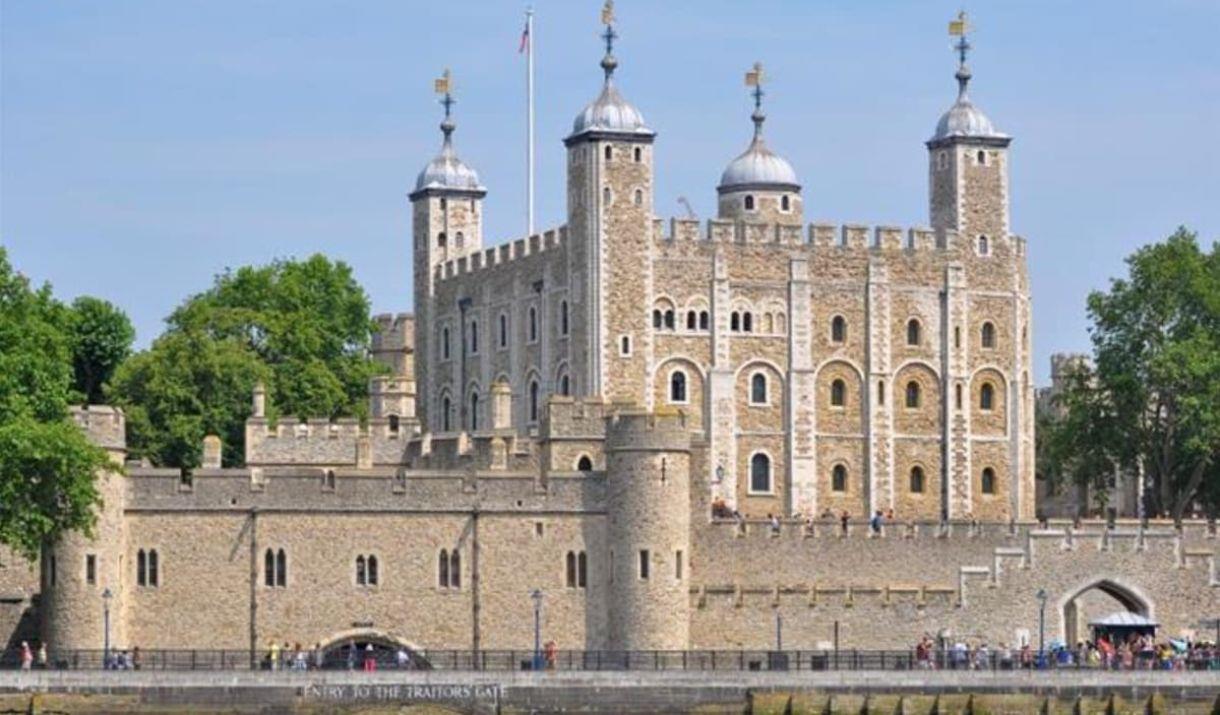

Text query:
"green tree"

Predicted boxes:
[[1057, 228, 1220, 522], [111, 331, 269, 469], [68, 296, 135, 404], [0, 247, 108, 559], [110, 254, 384, 467]]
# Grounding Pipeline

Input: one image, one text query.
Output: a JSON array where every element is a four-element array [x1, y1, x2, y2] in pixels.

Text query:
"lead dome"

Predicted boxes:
[[414, 118, 484, 193]]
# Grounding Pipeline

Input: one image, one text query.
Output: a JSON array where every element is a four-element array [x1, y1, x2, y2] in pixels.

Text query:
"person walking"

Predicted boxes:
[[268, 641, 280, 672], [36, 642, 47, 670], [363, 643, 376, 672], [19, 642, 33, 671], [396, 647, 411, 670], [839, 510, 850, 535], [869, 510, 883, 535]]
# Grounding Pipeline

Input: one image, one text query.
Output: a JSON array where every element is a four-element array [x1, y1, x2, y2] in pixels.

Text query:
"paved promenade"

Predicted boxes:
[[2, 668, 1219, 713]]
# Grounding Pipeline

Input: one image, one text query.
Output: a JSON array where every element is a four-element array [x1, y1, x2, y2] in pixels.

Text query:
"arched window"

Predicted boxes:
[[367, 555, 379, 586], [830, 379, 846, 407], [559, 374, 571, 396], [577, 551, 587, 588], [576, 455, 593, 472], [906, 319, 921, 346], [560, 301, 569, 336], [498, 313, 508, 348], [980, 382, 995, 411], [743, 312, 753, 333], [529, 380, 540, 422], [620, 335, 631, 355], [686, 310, 697, 330], [449, 550, 460, 588], [981, 467, 996, 495], [978, 235, 989, 256], [441, 396, 452, 431], [831, 464, 847, 492], [528, 306, 538, 342], [744, 195, 755, 211], [763, 313, 774, 333], [669, 371, 687, 403], [653, 309, 663, 329], [355, 555, 366, 585], [437, 550, 449, 587], [602, 187, 612, 204], [981, 321, 996, 349], [455, 231, 464, 248], [730, 312, 741, 332], [440, 198, 448, 210], [325, 469, 336, 490], [566, 551, 577, 587], [389, 414, 400, 432], [905, 381, 921, 408], [437, 231, 447, 248], [954, 326, 961, 348], [663, 310, 675, 330], [604, 145, 612, 161], [750, 453, 771, 493], [955, 383, 963, 409], [469, 320, 478, 354], [910, 467, 925, 494], [633, 146, 642, 162], [976, 149, 986, 165], [751, 373, 767, 405], [442, 327, 451, 360], [831, 315, 846, 343], [264, 549, 275, 587], [777, 313, 787, 333], [878, 380, 885, 405], [147, 549, 159, 587], [633, 189, 643, 206], [781, 195, 790, 211], [137, 549, 146, 586], [470, 392, 479, 430], [699, 311, 710, 330], [276, 549, 286, 587]]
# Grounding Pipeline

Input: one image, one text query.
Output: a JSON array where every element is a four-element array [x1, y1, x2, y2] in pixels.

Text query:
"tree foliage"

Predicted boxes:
[[68, 296, 135, 404], [0, 248, 108, 559], [110, 254, 384, 467], [1053, 228, 1220, 521]]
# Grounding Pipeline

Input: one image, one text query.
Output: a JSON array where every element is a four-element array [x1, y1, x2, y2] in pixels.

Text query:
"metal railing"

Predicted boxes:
[[3, 647, 1219, 672]]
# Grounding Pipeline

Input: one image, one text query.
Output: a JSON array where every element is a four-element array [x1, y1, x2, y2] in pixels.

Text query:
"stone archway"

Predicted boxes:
[[1059, 578, 1152, 647], [316, 629, 430, 670]]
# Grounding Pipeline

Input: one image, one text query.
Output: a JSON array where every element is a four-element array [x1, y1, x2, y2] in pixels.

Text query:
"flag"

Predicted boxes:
[[601, 0, 614, 26], [434, 70, 451, 95], [519, 19, 530, 53], [948, 11, 968, 36]]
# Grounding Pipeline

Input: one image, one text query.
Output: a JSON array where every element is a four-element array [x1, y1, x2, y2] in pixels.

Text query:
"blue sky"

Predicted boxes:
[[3, 1, 1217, 384]]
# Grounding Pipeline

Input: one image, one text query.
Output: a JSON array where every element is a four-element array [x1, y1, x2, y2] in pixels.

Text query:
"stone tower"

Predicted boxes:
[[604, 408, 691, 651], [564, 13, 655, 404], [42, 407, 128, 651], [926, 28, 1011, 244], [410, 82, 486, 432], [717, 63, 802, 226]]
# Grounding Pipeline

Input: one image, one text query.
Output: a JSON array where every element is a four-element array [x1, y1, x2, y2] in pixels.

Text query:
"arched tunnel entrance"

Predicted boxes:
[[1061, 579, 1151, 647], [317, 630, 431, 670]]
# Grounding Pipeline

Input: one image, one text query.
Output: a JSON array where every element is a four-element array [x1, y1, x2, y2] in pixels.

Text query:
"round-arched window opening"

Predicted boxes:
[[744, 195, 755, 211], [576, 456, 593, 472]]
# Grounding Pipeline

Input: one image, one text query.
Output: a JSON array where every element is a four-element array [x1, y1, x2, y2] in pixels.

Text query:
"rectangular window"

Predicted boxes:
[[48, 554, 57, 587], [638, 550, 650, 580], [675, 550, 683, 581], [86, 554, 96, 585], [535, 522, 544, 538]]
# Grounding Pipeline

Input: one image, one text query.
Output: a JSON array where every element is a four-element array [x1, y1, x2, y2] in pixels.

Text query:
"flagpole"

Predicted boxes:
[[526, 6, 535, 236]]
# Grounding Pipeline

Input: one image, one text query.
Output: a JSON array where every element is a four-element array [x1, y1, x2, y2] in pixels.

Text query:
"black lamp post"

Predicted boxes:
[[1035, 588, 1048, 668], [530, 589, 544, 671], [101, 587, 113, 669]]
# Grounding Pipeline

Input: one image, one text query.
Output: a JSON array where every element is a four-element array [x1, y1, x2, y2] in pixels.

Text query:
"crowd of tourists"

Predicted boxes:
[[912, 633, 1220, 670], [262, 641, 418, 671]]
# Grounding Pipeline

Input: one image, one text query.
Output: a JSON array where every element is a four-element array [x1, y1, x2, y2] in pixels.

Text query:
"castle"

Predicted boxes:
[[2, 11, 1217, 660]]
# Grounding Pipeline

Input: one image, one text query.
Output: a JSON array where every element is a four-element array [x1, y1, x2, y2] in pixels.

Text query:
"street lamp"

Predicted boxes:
[[530, 589, 544, 671], [101, 587, 113, 669], [1035, 588, 1048, 668]]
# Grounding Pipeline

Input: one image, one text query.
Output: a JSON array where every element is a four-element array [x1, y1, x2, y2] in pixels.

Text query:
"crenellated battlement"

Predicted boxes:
[[657, 217, 1027, 257], [371, 312, 413, 352], [435, 225, 568, 283], [71, 405, 127, 452]]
